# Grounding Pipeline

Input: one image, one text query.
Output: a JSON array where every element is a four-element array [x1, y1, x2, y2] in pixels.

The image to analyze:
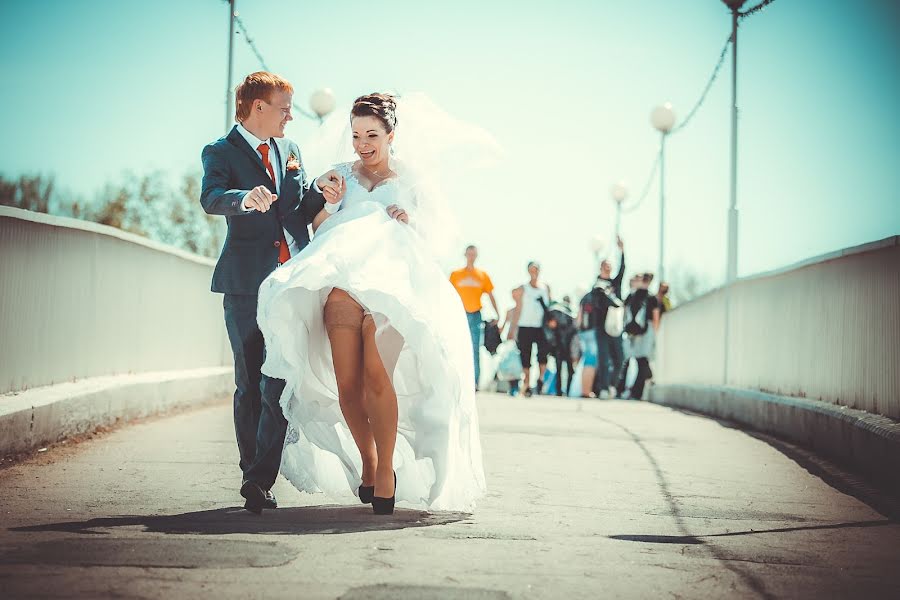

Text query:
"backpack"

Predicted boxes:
[[623, 296, 649, 336], [546, 307, 577, 356], [605, 302, 625, 337], [596, 283, 625, 337], [483, 321, 502, 355]]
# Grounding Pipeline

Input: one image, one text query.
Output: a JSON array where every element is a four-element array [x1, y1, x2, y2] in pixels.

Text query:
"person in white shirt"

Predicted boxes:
[[510, 261, 552, 397]]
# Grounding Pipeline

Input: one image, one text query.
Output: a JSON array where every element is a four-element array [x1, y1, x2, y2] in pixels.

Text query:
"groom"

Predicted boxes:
[[200, 71, 344, 513]]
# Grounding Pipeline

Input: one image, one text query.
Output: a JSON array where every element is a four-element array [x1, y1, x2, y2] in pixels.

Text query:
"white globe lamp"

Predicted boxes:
[[310, 88, 336, 120], [650, 103, 676, 134], [610, 181, 628, 204]]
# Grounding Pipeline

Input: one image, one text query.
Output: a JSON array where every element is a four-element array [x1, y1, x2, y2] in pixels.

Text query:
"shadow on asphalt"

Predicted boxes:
[[610, 519, 893, 544], [9, 505, 470, 536], [594, 414, 779, 600]]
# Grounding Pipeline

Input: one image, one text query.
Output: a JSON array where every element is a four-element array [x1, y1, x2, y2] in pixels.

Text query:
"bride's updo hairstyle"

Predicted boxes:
[[351, 93, 397, 133]]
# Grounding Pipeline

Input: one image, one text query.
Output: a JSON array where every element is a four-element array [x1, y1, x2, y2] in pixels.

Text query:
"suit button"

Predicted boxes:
[[273, 240, 281, 248]]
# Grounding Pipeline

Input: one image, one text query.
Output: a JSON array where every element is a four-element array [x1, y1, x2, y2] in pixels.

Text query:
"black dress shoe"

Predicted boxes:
[[240, 481, 266, 514], [372, 471, 396, 515], [359, 485, 375, 504], [263, 489, 277, 509]]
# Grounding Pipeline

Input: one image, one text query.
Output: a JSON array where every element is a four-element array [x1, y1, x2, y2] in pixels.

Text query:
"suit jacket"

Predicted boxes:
[[200, 126, 326, 295]]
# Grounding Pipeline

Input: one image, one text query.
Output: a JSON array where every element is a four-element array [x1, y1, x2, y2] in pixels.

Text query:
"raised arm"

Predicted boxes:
[[613, 237, 626, 291]]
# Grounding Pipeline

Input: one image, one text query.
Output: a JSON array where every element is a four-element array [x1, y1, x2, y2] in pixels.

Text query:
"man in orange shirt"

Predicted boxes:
[[450, 245, 500, 390]]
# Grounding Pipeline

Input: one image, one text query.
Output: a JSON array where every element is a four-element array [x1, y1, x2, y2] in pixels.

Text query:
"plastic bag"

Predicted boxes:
[[495, 340, 524, 381]]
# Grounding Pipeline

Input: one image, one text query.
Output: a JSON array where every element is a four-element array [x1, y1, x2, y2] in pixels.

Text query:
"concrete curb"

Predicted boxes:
[[649, 384, 900, 495], [0, 367, 232, 457]]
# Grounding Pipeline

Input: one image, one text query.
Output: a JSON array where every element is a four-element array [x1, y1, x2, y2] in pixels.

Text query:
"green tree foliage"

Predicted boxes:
[[1, 172, 224, 259]]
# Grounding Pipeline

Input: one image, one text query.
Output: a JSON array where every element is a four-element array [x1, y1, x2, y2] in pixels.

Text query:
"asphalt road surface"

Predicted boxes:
[[2, 393, 898, 599]]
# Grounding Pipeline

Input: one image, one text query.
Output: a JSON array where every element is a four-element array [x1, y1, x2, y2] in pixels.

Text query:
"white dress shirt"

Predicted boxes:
[[235, 123, 340, 258]]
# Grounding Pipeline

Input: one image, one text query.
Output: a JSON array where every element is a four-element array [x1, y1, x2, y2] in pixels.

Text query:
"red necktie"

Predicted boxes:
[[258, 143, 290, 265]]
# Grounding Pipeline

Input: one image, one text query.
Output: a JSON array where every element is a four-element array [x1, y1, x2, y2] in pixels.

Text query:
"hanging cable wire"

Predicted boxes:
[[231, 10, 320, 121], [232, 13, 271, 71], [669, 33, 732, 135], [622, 148, 660, 214], [626, 0, 778, 204], [740, 0, 777, 19], [616, 31, 731, 219]]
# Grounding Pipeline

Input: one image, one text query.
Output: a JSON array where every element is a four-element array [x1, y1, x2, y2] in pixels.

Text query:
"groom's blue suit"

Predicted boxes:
[[201, 125, 325, 491]]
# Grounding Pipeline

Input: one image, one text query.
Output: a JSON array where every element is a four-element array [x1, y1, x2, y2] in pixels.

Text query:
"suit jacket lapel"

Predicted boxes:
[[226, 126, 270, 181], [272, 139, 297, 219], [271, 138, 286, 179]]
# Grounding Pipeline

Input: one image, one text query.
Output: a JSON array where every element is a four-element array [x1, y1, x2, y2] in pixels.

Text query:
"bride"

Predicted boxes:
[[257, 93, 487, 514]]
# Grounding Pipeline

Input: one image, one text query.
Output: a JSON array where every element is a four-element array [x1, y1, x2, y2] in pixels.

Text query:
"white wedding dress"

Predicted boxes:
[[257, 161, 486, 512]]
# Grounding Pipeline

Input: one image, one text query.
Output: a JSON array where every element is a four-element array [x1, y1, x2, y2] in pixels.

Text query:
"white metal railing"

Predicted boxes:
[[656, 236, 900, 420], [0, 207, 231, 395]]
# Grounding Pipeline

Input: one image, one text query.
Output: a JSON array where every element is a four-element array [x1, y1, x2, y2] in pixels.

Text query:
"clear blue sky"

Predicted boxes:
[[2, 0, 898, 312]]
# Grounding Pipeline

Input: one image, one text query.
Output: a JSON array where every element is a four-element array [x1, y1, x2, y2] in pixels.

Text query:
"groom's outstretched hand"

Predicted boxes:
[[242, 185, 277, 212]]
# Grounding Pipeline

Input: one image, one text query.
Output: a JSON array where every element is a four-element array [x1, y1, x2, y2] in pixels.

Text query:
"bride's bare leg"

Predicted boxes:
[[324, 289, 377, 486], [361, 315, 399, 498]]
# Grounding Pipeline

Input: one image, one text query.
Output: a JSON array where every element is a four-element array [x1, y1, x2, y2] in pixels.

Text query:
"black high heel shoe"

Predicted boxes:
[[372, 471, 396, 515], [358, 484, 375, 504]]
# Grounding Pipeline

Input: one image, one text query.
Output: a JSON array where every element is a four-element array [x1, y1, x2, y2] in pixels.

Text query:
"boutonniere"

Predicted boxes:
[[286, 152, 301, 172]]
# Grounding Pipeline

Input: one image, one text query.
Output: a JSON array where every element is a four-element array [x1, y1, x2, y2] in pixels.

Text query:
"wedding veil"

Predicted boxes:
[[300, 92, 502, 260]]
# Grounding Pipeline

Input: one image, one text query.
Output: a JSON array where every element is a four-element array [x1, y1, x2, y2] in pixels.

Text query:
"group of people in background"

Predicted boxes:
[[449, 240, 672, 400]]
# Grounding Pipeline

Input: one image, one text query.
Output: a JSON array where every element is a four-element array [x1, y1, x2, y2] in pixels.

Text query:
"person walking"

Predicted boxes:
[[510, 261, 551, 397], [256, 93, 487, 513], [449, 245, 500, 390], [616, 273, 641, 398], [545, 299, 577, 397], [619, 272, 661, 400], [593, 237, 626, 398], [199, 71, 333, 513]]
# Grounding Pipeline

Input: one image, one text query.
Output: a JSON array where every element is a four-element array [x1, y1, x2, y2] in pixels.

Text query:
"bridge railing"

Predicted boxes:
[[656, 236, 900, 420], [0, 207, 231, 395]]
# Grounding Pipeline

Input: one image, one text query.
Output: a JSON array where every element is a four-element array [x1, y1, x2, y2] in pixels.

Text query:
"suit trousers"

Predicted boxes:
[[223, 294, 287, 490]]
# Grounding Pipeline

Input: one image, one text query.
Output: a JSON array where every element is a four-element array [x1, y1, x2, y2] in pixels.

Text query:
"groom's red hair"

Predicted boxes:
[[235, 72, 294, 122]]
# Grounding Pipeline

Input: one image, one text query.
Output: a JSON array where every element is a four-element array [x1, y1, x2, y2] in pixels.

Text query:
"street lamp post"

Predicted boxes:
[[723, 0, 745, 285], [721, 0, 747, 386], [650, 102, 676, 283], [224, 0, 236, 134], [610, 181, 628, 241]]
